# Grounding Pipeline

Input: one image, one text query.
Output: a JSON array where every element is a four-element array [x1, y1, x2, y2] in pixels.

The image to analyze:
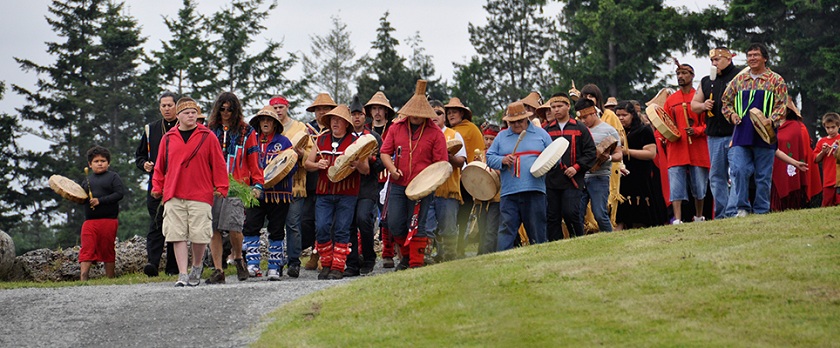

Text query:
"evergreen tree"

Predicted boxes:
[[13, 0, 153, 247], [549, 0, 709, 101], [450, 57, 497, 123], [357, 11, 416, 109], [205, 0, 304, 112], [148, 0, 214, 104], [405, 32, 447, 102], [468, 0, 553, 109], [302, 16, 361, 105]]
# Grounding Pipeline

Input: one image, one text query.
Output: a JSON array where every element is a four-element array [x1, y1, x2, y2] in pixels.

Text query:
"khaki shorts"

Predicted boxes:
[[163, 198, 212, 244]]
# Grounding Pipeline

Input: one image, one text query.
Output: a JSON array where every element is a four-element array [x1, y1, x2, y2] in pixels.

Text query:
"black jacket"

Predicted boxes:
[[544, 118, 597, 190], [134, 118, 178, 190]]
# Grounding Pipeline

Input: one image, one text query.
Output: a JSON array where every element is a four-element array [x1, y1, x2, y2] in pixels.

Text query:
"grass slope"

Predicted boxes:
[[256, 207, 840, 347]]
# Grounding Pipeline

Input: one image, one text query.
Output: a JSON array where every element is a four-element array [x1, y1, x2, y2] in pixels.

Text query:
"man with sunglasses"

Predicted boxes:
[[486, 101, 552, 251]]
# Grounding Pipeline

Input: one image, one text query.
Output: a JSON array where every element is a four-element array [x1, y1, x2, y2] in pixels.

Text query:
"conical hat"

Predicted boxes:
[[502, 101, 533, 122], [604, 97, 618, 107], [397, 80, 437, 119], [248, 105, 283, 133], [520, 91, 542, 109], [364, 91, 396, 119], [444, 97, 473, 120], [319, 104, 353, 128], [306, 93, 338, 112]]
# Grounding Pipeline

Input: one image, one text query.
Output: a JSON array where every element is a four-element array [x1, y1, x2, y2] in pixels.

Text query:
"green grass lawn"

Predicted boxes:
[[255, 207, 840, 347]]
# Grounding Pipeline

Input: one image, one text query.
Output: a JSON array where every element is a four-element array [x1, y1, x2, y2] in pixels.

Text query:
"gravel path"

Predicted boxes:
[[0, 265, 393, 348]]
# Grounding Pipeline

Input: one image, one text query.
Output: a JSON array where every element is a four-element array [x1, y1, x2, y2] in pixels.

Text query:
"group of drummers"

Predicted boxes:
[[132, 42, 839, 286]]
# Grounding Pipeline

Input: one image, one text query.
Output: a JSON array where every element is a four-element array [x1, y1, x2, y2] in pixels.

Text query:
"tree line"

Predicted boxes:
[[1, 0, 837, 254]]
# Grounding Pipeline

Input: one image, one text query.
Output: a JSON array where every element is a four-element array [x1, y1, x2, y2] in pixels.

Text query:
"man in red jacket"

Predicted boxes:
[[152, 97, 229, 287]]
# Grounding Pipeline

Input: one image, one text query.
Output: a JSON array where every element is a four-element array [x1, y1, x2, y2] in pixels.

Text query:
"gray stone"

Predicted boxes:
[[0, 230, 15, 280]]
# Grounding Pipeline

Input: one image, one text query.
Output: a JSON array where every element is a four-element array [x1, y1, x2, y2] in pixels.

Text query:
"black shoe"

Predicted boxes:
[[143, 263, 159, 277], [317, 267, 331, 280], [360, 262, 374, 275], [234, 259, 249, 281], [395, 257, 409, 271], [287, 265, 300, 278], [327, 269, 344, 280], [205, 269, 226, 284], [343, 268, 360, 277]]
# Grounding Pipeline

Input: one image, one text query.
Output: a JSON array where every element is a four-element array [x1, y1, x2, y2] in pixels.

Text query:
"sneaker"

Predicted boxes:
[[360, 262, 374, 275], [247, 265, 262, 278], [175, 273, 189, 287], [143, 263, 159, 277], [735, 210, 748, 218], [672, 219, 682, 225], [327, 269, 344, 280], [234, 259, 249, 281], [205, 269, 226, 284], [317, 267, 331, 280], [287, 264, 300, 278], [188, 265, 203, 286], [267, 269, 281, 281], [693, 216, 706, 222], [343, 268, 360, 277], [382, 257, 395, 269]]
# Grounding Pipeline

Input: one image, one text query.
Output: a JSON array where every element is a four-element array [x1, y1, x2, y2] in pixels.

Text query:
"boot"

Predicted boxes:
[[381, 227, 395, 259], [267, 239, 286, 279], [393, 236, 410, 271], [409, 237, 428, 269], [304, 251, 320, 270], [315, 241, 333, 277], [332, 242, 351, 273], [243, 235, 261, 277]]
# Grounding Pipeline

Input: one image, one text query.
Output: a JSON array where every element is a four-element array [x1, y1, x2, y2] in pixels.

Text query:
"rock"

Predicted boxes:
[[9, 235, 150, 282], [0, 230, 15, 280]]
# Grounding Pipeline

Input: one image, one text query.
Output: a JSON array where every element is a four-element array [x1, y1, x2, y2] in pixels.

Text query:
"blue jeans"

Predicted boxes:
[[315, 195, 357, 244], [498, 191, 546, 251], [582, 175, 612, 232], [429, 196, 460, 258], [707, 135, 732, 218], [668, 165, 709, 201], [285, 196, 304, 266], [727, 145, 775, 215], [385, 185, 432, 238], [477, 201, 500, 255]]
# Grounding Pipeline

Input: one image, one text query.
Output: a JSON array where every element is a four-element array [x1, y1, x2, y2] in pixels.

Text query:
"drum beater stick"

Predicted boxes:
[[84, 167, 95, 211]]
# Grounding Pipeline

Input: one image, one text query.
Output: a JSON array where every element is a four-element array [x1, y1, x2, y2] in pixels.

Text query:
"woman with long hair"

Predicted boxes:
[[614, 101, 668, 230], [205, 92, 264, 283]]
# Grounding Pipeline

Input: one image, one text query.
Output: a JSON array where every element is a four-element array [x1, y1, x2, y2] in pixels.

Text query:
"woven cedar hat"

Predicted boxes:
[[604, 97, 618, 107], [520, 91, 542, 110], [397, 80, 437, 119], [535, 101, 551, 120], [503, 101, 533, 122], [364, 91, 396, 119], [249, 105, 283, 134], [306, 93, 338, 112], [646, 88, 674, 107], [444, 97, 473, 120], [319, 104, 353, 128]]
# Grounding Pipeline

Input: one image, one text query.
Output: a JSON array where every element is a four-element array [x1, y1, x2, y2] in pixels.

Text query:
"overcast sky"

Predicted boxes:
[[1, 0, 727, 151]]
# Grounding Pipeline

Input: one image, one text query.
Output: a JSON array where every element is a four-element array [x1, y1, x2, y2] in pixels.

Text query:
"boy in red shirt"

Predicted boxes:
[[814, 112, 840, 206]]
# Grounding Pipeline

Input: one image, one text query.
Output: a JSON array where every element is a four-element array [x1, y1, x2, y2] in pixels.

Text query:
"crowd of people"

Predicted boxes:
[[73, 42, 840, 285]]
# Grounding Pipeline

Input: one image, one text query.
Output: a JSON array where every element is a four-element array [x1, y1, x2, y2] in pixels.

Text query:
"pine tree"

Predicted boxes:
[[451, 57, 497, 124], [405, 32, 447, 102], [468, 0, 553, 109], [148, 0, 214, 103], [357, 11, 416, 109], [205, 0, 303, 112], [13, 0, 154, 247], [302, 16, 361, 105]]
